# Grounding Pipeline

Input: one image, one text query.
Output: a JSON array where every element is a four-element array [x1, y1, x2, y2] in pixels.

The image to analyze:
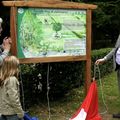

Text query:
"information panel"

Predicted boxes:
[[17, 8, 86, 58]]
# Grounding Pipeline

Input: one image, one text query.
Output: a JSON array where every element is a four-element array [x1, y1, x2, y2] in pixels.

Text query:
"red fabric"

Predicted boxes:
[[70, 81, 102, 120]]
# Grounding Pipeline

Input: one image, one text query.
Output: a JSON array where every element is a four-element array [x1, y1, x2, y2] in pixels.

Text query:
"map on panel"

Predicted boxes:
[[17, 8, 86, 58]]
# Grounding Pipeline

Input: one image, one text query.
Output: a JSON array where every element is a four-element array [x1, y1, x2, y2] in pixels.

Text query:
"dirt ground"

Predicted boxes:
[[37, 113, 120, 120], [102, 114, 120, 120]]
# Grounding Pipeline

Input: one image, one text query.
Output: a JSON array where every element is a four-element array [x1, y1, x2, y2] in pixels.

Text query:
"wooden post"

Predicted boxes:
[[85, 9, 92, 93], [10, 6, 17, 56]]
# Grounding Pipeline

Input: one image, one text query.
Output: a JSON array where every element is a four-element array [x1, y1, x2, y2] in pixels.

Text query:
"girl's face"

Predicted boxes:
[[0, 23, 2, 36]]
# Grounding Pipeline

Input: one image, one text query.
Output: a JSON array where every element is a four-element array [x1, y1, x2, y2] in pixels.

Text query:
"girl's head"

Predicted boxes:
[[0, 56, 20, 86]]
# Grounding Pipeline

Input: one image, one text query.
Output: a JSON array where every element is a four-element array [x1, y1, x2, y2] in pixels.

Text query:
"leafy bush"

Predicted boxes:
[[20, 48, 113, 108], [20, 62, 85, 108]]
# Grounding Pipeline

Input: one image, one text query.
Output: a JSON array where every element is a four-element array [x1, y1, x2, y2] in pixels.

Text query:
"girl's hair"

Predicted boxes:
[[0, 56, 19, 86]]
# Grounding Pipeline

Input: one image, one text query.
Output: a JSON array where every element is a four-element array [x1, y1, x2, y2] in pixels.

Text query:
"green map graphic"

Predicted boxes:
[[17, 8, 86, 58]]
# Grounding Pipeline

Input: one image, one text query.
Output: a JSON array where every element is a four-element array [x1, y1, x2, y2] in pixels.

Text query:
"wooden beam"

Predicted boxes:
[[19, 56, 87, 64], [2, 1, 97, 10], [85, 9, 92, 93], [10, 6, 17, 56]]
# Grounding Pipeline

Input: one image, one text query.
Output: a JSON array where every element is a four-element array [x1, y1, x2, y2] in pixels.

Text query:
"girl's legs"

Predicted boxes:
[[2, 115, 19, 120], [0, 116, 6, 120]]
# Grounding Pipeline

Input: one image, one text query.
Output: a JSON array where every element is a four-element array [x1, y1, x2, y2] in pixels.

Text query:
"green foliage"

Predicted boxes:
[[20, 48, 113, 108], [93, 2, 120, 28], [92, 1, 120, 48], [20, 62, 85, 108]]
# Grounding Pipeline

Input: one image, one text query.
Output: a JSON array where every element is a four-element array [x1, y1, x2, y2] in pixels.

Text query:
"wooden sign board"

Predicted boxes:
[[2, 0, 97, 92], [2, 1, 97, 64]]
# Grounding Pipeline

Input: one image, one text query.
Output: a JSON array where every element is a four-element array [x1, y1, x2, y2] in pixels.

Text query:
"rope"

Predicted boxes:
[[19, 65, 25, 111], [47, 63, 51, 120], [46, 64, 71, 120], [94, 64, 108, 115]]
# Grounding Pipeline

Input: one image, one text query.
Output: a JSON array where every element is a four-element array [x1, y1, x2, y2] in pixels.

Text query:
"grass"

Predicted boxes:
[[28, 71, 120, 120], [98, 71, 120, 112]]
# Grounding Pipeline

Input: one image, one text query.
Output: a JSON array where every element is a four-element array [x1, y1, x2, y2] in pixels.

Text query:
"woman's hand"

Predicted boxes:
[[2, 37, 12, 51], [95, 58, 105, 65]]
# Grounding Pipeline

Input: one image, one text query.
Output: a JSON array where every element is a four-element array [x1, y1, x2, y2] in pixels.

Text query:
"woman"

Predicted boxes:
[[0, 17, 11, 65]]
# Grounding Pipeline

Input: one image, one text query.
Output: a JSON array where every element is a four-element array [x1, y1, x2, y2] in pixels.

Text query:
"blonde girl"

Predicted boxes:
[[0, 56, 24, 120]]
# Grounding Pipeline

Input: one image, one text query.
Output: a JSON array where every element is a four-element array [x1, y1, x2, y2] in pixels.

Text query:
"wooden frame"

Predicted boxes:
[[2, 1, 97, 9], [2, 0, 97, 92]]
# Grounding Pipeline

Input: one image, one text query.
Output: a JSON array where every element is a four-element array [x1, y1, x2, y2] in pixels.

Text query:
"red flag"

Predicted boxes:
[[70, 81, 102, 120]]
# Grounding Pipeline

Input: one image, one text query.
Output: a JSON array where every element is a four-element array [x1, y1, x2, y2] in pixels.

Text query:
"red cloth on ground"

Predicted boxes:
[[70, 81, 102, 120]]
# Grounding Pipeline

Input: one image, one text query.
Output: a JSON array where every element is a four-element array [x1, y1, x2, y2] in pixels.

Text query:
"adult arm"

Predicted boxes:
[[95, 34, 120, 65], [95, 48, 115, 65], [0, 37, 11, 65]]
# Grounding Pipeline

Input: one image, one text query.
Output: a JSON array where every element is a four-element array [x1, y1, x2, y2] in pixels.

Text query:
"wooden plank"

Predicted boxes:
[[85, 9, 92, 93], [10, 7, 17, 56], [2, 1, 97, 10], [19, 56, 86, 64]]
